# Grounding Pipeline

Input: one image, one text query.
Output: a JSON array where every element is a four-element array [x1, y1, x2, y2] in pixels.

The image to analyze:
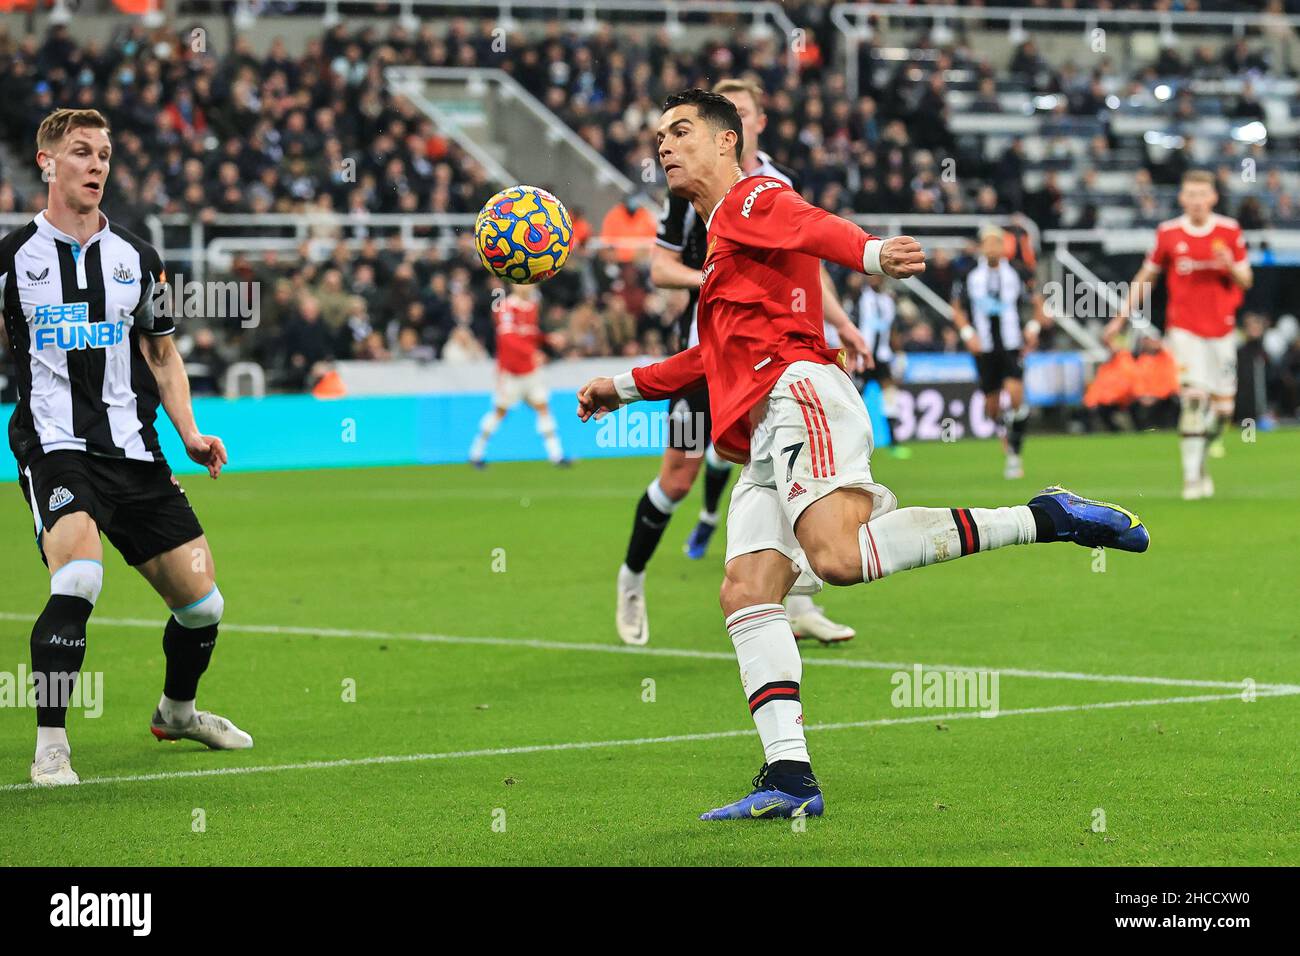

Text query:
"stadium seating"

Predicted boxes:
[[0, 2, 1297, 418]]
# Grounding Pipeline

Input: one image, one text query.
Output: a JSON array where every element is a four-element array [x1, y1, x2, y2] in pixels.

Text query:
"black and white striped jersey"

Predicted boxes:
[[0, 211, 175, 469], [951, 256, 1032, 354], [856, 284, 896, 365]]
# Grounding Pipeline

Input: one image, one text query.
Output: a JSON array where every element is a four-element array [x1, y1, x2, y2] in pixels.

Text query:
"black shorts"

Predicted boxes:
[[17, 450, 204, 567], [666, 388, 712, 456], [975, 348, 1024, 395], [858, 362, 894, 386]]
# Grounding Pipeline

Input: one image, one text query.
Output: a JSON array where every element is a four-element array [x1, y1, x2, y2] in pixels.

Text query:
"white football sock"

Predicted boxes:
[[469, 411, 502, 461], [36, 726, 69, 757], [536, 411, 564, 462], [784, 593, 815, 616], [859, 505, 1036, 582], [1180, 436, 1206, 484], [726, 604, 809, 765], [159, 694, 196, 726]]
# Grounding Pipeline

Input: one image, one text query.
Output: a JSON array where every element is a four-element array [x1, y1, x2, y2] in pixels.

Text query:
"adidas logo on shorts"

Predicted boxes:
[[48, 486, 74, 512], [787, 482, 807, 502]]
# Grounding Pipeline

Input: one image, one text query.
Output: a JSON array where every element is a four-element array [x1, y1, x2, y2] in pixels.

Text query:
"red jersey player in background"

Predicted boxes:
[[576, 89, 1149, 821], [1105, 170, 1252, 500], [468, 283, 568, 468]]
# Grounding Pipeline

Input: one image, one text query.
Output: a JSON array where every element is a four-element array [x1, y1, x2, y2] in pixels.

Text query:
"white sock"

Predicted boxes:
[[726, 604, 809, 764], [470, 411, 502, 461], [159, 694, 196, 726], [784, 593, 814, 616], [36, 726, 69, 757], [536, 412, 564, 462], [859, 505, 1036, 582], [618, 564, 645, 593], [1180, 437, 1207, 483], [698, 509, 718, 525]]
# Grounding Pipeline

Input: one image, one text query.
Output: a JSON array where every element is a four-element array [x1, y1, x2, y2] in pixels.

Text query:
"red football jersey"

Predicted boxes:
[[493, 294, 542, 374], [1146, 215, 1247, 339], [630, 178, 878, 462]]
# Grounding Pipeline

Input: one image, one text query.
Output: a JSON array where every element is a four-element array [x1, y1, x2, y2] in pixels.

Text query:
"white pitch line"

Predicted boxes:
[[2, 612, 1294, 694], [1, 688, 1294, 794]]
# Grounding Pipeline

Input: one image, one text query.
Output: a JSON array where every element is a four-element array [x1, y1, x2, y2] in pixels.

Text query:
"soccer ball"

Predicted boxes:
[[474, 185, 573, 284]]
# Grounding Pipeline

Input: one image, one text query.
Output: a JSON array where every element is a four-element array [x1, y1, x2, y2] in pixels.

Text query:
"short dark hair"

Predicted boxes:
[[662, 88, 743, 162]]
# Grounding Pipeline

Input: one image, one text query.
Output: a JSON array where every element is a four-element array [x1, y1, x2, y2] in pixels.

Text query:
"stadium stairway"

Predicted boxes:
[[386, 66, 636, 222]]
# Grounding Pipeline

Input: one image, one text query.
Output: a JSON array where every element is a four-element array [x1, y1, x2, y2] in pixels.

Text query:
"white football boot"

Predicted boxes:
[[1004, 453, 1024, 480], [31, 745, 79, 787], [616, 566, 649, 646], [151, 709, 253, 749], [1182, 476, 1215, 501], [788, 602, 856, 645]]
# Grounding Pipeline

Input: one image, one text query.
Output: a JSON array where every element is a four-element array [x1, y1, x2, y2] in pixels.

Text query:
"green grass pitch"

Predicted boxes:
[[1, 429, 1297, 865]]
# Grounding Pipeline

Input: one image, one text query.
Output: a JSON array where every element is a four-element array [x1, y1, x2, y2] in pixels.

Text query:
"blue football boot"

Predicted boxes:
[[684, 519, 718, 560], [699, 762, 825, 821], [1029, 485, 1150, 553]]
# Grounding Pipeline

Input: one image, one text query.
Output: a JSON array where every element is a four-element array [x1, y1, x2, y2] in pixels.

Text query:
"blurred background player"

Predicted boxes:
[[855, 273, 910, 459], [469, 282, 567, 468], [1104, 170, 1251, 500], [616, 77, 861, 647], [950, 225, 1044, 480]]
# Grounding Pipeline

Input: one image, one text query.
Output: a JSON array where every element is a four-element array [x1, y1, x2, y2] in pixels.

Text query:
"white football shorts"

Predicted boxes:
[[725, 360, 897, 594], [494, 369, 549, 408], [1165, 326, 1237, 397]]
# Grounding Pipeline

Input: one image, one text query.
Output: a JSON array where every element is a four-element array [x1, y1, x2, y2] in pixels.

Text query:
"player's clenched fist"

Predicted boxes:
[[577, 376, 621, 421], [880, 236, 926, 279]]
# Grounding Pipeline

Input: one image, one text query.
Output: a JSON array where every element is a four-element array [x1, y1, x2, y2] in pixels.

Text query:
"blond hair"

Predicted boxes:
[[1181, 170, 1216, 188], [712, 77, 765, 114], [36, 109, 111, 153]]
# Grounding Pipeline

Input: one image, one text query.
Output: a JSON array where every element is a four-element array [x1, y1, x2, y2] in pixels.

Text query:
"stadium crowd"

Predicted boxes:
[[1, 10, 1299, 417]]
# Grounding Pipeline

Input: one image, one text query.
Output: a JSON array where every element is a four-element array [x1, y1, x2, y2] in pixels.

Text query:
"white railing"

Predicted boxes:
[[385, 66, 637, 195], [385, 81, 514, 186], [831, 3, 1300, 101]]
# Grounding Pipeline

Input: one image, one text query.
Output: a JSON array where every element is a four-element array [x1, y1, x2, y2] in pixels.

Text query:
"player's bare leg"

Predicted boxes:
[[1207, 393, 1234, 463], [687, 445, 854, 643], [137, 535, 251, 750], [28, 512, 103, 787], [617, 447, 700, 645], [526, 398, 568, 466], [1002, 378, 1028, 480], [468, 406, 509, 469], [1178, 389, 1215, 499]]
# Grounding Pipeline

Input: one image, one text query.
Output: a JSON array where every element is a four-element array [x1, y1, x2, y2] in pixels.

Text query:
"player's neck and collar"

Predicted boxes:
[[1179, 213, 1216, 237], [37, 206, 110, 248], [699, 165, 746, 231]]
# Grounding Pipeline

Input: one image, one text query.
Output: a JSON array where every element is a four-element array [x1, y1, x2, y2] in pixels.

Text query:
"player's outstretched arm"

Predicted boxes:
[[576, 345, 707, 422], [140, 334, 228, 478], [717, 184, 926, 279]]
